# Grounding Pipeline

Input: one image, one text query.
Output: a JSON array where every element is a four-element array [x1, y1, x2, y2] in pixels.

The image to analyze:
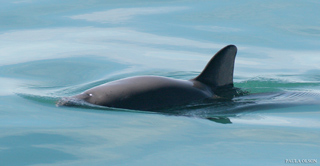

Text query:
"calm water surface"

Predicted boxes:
[[0, 0, 320, 166]]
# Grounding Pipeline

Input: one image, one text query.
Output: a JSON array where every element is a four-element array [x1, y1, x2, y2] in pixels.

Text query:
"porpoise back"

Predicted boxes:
[[58, 45, 238, 111]]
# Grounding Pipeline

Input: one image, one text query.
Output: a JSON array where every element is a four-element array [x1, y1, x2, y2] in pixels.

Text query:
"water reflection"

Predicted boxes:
[[1, 26, 320, 77], [0, 133, 78, 166], [69, 7, 188, 24], [0, 56, 128, 86]]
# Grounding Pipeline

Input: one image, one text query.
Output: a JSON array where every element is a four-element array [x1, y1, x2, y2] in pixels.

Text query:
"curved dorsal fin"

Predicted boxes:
[[194, 45, 237, 88]]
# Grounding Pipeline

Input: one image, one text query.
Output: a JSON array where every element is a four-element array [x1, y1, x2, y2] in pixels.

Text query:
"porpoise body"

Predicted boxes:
[[58, 45, 239, 111]]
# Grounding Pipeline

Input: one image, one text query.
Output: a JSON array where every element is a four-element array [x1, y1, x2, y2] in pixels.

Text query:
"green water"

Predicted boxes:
[[0, 0, 320, 166]]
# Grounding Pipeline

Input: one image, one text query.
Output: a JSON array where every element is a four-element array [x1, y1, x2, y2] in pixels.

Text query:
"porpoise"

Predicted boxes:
[[58, 45, 241, 111]]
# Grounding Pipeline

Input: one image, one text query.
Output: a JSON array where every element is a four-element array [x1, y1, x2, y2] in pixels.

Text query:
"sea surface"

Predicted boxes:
[[1, 0, 320, 166]]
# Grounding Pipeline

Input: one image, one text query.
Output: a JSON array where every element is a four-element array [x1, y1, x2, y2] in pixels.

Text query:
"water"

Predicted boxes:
[[1, 0, 320, 165]]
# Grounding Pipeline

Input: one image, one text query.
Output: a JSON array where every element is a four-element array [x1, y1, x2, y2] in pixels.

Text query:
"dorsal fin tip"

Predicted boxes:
[[194, 44, 237, 88]]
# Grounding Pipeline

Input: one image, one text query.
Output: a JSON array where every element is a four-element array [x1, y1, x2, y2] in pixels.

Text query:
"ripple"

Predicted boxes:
[[15, 71, 320, 121]]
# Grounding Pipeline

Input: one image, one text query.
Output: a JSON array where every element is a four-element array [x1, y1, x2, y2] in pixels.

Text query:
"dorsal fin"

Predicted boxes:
[[194, 45, 237, 88]]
